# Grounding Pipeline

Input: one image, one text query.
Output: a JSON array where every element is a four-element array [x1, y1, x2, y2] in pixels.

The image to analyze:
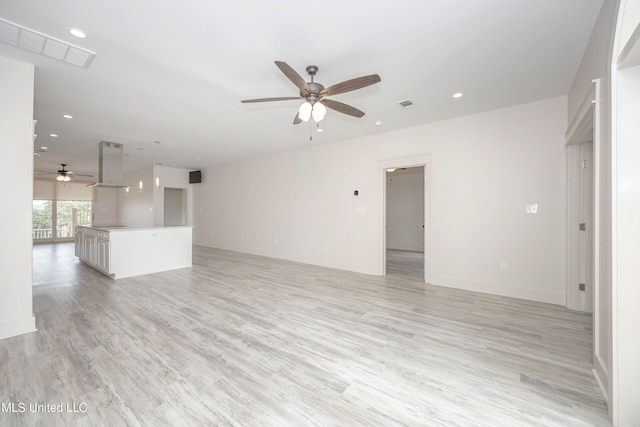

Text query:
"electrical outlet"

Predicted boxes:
[[500, 261, 508, 271]]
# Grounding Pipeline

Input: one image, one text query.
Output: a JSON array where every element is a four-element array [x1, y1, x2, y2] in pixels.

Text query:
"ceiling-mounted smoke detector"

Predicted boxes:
[[397, 99, 415, 109]]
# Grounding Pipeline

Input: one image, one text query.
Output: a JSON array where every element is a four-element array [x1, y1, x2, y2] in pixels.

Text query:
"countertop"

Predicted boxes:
[[76, 225, 193, 232]]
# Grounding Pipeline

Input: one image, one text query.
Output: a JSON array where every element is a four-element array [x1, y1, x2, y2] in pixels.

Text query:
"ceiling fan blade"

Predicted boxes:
[[275, 61, 309, 95], [293, 112, 302, 125], [320, 74, 381, 97], [35, 170, 58, 174], [241, 96, 301, 103], [69, 172, 95, 177], [321, 99, 365, 118]]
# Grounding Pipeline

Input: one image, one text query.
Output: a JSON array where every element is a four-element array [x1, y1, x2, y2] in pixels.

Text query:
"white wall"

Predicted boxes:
[[386, 167, 424, 252], [152, 165, 193, 227], [117, 166, 154, 227], [612, 1, 640, 424], [194, 96, 567, 304], [33, 179, 95, 201], [0, 56, 36, 339], [117, 165, 192, 227], [618, 0, 640, 55], [567, 0, 618, 418], [92, 188, 118, 226], [613, 63, 640, 427]]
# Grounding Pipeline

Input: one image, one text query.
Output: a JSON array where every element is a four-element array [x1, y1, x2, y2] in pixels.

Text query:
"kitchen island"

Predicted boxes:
[[75, 225, 192, 279]]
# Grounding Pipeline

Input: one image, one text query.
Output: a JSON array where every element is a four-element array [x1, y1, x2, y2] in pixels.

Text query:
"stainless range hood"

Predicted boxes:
[[86, 141, 129, 188]]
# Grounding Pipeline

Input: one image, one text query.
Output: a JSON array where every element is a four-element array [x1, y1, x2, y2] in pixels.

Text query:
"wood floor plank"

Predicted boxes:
[[0, 244, 610, 426]]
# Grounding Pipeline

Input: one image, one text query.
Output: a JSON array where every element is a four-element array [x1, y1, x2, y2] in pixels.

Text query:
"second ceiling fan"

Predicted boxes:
[[241, 61, 381, 124]]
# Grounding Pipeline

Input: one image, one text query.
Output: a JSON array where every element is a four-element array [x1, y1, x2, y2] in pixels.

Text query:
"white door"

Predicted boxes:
[[578, 142, 594, 312]]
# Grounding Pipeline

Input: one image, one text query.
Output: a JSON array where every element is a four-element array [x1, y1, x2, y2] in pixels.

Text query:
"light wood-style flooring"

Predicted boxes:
[[0, 244, 610, 426]]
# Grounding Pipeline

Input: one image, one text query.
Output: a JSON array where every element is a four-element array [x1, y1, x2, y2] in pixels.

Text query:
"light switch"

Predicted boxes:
[[356, 206, 367, 214], [525, 204, 538, 214]]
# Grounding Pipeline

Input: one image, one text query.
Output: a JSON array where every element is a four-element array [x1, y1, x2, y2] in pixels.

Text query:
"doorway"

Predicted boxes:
[[567, 140, 595, 313], [32, 200, 92, 243], [164, 188, 187, 226], [385, 166, 425, 279], [379, 154, 432, 282]]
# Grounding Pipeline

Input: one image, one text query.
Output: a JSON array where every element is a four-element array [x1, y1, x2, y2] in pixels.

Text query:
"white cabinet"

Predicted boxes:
[[96, 237, 110, 273], [83, 234, 96, 264], [74, 228, 84, 258], [75, 225, 192, 279], [75, 226, 111, 275]]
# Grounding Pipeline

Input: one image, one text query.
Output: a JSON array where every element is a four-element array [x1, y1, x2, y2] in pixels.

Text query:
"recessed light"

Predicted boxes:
[[63, 114, 72, 119], [375, 121, 383, 126], [50, 133, 58, 138], [40, 146, 48, 150], [67, 27, 87, 39], [452, 92, 463, 98]]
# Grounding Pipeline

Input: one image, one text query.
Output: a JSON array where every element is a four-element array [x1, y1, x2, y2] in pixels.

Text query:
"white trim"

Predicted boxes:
[[430, 274, 565, 305], [565, 80, 597, 312], [591, 78, 605, 398], [566, 84, 596, 146], [593, 352, 609, 403], [0, 316, 37, 340], [610, 3, 623, 423]]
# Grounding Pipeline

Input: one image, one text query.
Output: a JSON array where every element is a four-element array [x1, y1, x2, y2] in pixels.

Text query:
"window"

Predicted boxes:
[[32, 200, 92, 242]]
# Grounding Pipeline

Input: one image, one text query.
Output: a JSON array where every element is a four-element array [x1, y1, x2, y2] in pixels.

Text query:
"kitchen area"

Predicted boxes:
[[75, 224, 192, 279], [75, 141, 195, 279]]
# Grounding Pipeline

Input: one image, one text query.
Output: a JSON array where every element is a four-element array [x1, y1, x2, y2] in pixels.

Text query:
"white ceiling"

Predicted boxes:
[[0, 0, 603, 181]]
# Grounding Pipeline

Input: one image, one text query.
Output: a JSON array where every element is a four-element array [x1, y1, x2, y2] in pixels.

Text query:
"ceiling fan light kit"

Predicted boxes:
[[35, 163, 95, 182], [241, 61, 380, 125]]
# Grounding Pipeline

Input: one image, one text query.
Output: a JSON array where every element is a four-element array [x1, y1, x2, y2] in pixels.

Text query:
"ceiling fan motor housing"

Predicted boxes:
[[302, 82, 324, 99]]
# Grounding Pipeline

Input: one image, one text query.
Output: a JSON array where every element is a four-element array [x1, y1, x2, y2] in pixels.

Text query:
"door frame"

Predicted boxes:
[[378, 154, 432, 283]]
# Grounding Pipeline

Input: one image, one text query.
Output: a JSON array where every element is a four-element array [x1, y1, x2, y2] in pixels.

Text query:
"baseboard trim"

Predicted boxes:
[[430, 275, 565, 305], [0, 316, 37, 340], [593, 353, 609, 403]]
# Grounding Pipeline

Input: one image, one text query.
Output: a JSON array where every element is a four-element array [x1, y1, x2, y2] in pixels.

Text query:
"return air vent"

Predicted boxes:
[[397, 99, 415, 109], [0, 18, 96, 68]]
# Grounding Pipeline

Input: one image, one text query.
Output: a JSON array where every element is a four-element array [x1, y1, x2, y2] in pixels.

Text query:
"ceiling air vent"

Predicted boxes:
[[397, 99, 415, 109], [0, 18, 96, 68]]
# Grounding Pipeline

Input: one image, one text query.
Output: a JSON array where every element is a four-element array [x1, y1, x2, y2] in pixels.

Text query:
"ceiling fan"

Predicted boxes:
[[35, 164, 94, 182], [241, 61, 381, 124]]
